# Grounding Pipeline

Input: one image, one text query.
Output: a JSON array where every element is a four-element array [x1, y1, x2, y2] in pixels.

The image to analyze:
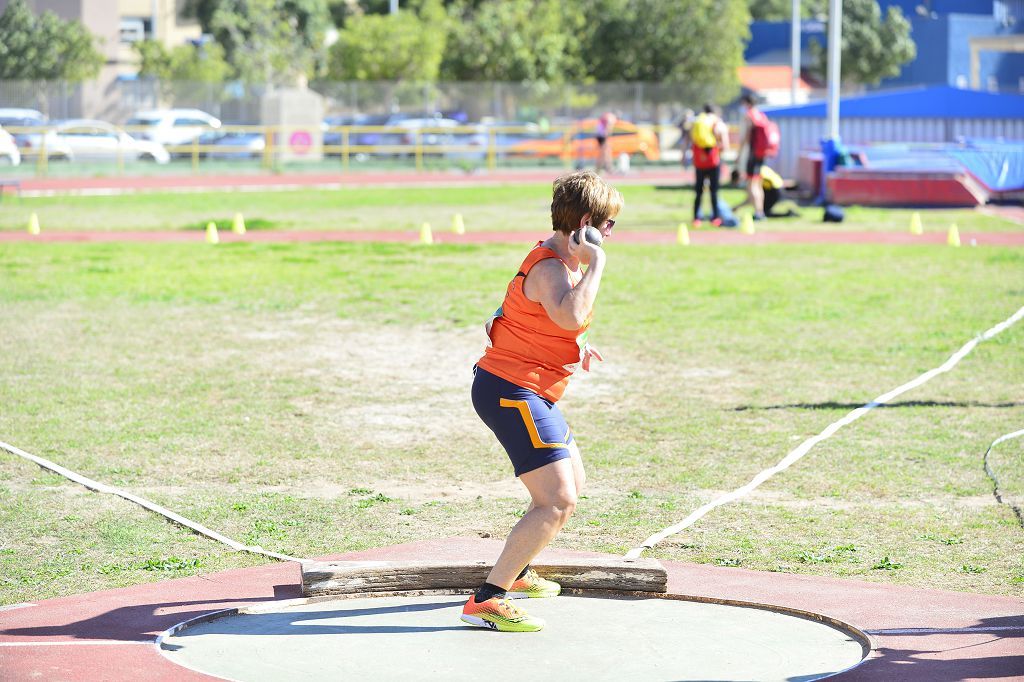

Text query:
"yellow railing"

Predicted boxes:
[[2, 122, 670, 175]]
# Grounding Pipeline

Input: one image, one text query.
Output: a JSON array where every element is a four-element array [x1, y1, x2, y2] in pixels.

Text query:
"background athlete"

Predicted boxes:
[[462, 170, 622, 632]]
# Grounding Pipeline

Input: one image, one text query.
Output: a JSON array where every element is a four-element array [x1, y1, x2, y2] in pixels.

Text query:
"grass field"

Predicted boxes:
[[1, 190, 1023, 607], [1, 182, 1019, 234]]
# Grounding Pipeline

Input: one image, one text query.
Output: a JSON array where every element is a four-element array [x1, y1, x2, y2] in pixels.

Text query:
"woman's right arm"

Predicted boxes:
[[525, 241, 606, 331]]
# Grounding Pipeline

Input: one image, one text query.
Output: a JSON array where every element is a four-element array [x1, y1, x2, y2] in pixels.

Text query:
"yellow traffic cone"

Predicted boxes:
[[232, 212, 246, 235], [909, 211, 923, 235], [420, 222, 433, 245], [947, 223, 960, 247], [676, 222, 690, 246], [452, 213, 465, 235], [27, 212, 40, 235], [740, 212, 755, 235], [205, 221, 219, 244]]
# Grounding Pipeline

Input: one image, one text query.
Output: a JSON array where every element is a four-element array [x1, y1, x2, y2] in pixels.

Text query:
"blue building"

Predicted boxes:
[[744, 1, 1024, 93]]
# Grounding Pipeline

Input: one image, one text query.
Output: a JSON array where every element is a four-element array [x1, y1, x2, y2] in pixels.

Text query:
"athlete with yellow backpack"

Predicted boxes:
[[689, 104, 729, 227]]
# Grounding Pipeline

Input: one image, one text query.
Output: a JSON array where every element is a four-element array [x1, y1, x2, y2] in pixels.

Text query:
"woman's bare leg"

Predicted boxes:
[[485, 457, 578, 588]]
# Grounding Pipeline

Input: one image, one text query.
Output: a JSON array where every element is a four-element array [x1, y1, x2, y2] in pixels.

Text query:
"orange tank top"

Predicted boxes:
[[476, 243, 591, 402]]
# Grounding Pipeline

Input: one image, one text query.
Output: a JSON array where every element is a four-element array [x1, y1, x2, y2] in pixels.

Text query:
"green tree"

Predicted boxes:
[[808, 0, 916, 86], [185, 0, 333, 84], [136, 40, 233, 83], [748, 0, 827, 21], [182, 0, 219, 31], [328, 0, 388, 26], [135, 40, 233, 105], [327, 0, 447, 80], [440, 0, 586, 83], [581, 0, 748, 101], [0, 0, 104, 82], [330, 0, 484, 26]]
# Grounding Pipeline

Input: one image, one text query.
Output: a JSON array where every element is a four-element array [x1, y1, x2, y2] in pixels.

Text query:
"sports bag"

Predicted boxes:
[[690, 113, 718, 149]]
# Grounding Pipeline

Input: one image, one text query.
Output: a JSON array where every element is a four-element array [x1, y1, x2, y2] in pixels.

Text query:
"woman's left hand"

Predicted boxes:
[[582, 344, 604, 372]]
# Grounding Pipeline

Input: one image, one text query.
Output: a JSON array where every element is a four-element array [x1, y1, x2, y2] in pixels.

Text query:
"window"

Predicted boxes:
[[173, 118, 212, 127], [120, 18, 147, 44]]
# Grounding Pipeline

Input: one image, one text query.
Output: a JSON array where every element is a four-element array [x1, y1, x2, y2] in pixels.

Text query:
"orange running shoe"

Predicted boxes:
[[506, 568, 561, 599], [460, 595, 544, 632]]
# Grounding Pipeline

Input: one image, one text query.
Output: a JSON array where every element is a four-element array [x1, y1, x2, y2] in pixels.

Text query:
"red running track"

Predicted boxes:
[[1, 538, 1021, 681], [2, 229, 1023, 246], [2, 169, 689, 196]]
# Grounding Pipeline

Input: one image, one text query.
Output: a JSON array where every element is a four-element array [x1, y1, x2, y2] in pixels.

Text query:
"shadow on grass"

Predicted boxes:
[[732, 400, 1024, 412]]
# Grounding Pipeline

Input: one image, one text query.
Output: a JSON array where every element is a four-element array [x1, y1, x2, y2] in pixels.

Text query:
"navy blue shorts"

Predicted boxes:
[[746, 155, 765, 178], [472, 367, 573, 477]]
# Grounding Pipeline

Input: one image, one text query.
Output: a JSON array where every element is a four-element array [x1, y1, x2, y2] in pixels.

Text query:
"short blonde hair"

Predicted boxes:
[[550, 170, 623, 235]]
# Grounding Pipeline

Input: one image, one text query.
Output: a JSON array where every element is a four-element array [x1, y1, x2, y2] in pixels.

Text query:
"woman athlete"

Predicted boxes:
[[461, 170, 622, 632]]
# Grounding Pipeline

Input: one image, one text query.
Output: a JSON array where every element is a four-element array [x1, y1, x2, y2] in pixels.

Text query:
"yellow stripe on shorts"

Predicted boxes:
[[499, 398, 570, 449]]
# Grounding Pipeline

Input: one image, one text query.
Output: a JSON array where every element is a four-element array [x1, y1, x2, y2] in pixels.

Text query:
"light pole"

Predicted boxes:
[[825, 0, 842, 141], [790, 0, 801, 105], [819, 0, 842, 204]]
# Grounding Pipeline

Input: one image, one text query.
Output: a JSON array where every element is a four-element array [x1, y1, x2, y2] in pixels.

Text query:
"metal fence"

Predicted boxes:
[[1, 121, 684, 177]]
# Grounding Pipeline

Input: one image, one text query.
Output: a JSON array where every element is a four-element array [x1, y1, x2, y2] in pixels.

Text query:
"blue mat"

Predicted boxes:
[[858, 140, 1024, 192], [950, 140, 1024, 192]]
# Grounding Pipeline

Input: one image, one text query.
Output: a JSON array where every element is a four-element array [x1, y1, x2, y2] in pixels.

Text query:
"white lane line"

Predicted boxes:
[[0, 441, 309, 565], [625, 304, 1024, 560], [867, 626, 1024, 635], [0, 603, 36, 612], [0, 640, 154, 647]]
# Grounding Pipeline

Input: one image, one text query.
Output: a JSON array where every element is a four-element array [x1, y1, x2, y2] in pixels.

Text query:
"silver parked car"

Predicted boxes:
[[126, 108, 222, 150], [50, 119, 170, 164], [0, 108, 73, 161]]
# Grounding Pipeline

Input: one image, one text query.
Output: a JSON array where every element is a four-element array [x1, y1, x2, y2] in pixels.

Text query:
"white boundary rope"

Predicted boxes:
[[0, 440, 308, 564], [625, 304, 1024, 560], [983, 428, 1024, 528]]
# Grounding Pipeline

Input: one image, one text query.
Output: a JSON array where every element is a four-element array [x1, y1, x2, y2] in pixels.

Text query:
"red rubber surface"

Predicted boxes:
[[2, 538, 1021, 681]]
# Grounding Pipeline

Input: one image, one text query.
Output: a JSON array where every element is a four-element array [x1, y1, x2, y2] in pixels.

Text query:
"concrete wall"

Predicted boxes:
[[745, 20, 825, 64], [748, 4, 1022, 94], [117, 0, 203, 77], [882, 0, 992, 15], [884, 13, 1024, 92], [772, 116, 1024, 179]]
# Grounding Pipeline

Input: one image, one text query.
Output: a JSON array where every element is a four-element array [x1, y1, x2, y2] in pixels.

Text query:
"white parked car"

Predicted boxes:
[[0, 108, 73, 161], [0, 126, 21, 166], [51, 119, 170, 164], [125, 108, 221, 149]]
